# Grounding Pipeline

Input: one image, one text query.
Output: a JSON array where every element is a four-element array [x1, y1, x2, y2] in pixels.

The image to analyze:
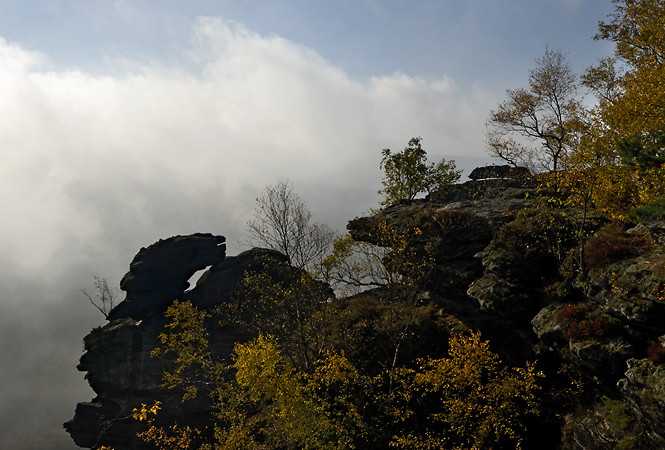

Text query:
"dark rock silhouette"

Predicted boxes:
[[108, 233, 227, 321], [468, 164, 531, 181], [65, 170, 665, 449], [65, 234, 283, 449]]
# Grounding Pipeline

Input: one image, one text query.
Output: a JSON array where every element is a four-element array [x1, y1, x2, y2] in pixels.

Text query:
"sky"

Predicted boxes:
[[0, 1, 616, 448]]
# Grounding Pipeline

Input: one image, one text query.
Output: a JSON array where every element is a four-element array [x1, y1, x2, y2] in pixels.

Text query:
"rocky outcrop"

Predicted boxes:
[[349, 181, 665, 447], [65, 234, 285, 449], [108, 233, 227, 321], [66, 172, 665, 450], [468, 164, 531, 181], [186, 247, 289, 310]]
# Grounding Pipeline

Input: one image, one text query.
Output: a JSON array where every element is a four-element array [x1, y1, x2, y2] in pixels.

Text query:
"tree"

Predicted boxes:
[[390, 332, 542, 450], [319, 234, 393, 297], [596, 0, 665, 68], [149, 301, 542, 450], [246, 180, 337, 272], [222, 256, 333, 372], [378, 137, 460, 206], [82, 276, 119, 319], [486, 47, 587, 173], [321, 217, 432, 297], [573, 0, 665, 218]]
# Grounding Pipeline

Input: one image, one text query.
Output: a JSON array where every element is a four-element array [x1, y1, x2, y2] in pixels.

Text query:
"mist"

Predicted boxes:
[[0, 16, 497, 448]]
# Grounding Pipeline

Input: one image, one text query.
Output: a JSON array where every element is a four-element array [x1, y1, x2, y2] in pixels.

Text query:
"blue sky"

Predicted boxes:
[[0, 1, 616, 448], [0, 1, 612, 83]]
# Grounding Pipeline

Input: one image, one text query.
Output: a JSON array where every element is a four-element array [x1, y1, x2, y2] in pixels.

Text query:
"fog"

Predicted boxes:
[[0, 16, 497, 447]]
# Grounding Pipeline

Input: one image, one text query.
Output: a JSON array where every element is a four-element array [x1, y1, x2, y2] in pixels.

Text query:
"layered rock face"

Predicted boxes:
[[66, 171, 665, 449], [349, 179, 665, 447], [108, 233, 227, 321], [65, 234, 280, 449]]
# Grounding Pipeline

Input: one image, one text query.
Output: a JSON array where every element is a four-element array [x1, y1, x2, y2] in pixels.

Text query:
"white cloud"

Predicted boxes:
[[0, 15, 501, 446], [0, 16, 493, 273]]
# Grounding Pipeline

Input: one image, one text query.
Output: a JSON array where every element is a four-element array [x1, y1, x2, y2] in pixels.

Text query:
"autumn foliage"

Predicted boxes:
[[93, 3, 665, 449], [583, 223, 653, 268], [555, 304, 619, 342], [142, 302, 542, 450], [486, 0, 665, 221]]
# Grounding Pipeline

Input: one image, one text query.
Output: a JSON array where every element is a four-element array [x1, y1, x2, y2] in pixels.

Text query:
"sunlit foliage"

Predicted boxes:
[[140, 294, 542, 450], [390, 332, 542, 450], [152, 300, 224, 401], [486, 47, 587, 173], [220, 255, 333, 371], [573, 0, 665, 219]]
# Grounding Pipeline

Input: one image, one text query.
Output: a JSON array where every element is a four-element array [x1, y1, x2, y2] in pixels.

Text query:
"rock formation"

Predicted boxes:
[[468, 164, 531, 181], [65, 234, 284, 449], [348, 180, 665, 447], [108, 233, 227, 321], [66, 174, 665, 449]]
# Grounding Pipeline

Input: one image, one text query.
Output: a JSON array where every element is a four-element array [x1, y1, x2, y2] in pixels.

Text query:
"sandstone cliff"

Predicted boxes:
[[65, 234, 283, 449], [66, 176, 665, 449]]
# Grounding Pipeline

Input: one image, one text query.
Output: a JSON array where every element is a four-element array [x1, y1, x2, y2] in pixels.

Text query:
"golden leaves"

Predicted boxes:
[[389, 332, 542, 450], [132, 401, 161, 422]]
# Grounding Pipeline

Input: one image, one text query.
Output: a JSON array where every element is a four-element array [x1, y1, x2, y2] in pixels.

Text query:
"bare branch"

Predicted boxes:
[[82, 276, 119, 319], [245, 180, 337, 273], [486, 47, 588, 173]]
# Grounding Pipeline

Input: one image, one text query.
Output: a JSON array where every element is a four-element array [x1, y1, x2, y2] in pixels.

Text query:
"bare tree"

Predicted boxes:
[[82, 276, 119, 319], [245, 180, 337, 272], [319, 234, 395, 297]]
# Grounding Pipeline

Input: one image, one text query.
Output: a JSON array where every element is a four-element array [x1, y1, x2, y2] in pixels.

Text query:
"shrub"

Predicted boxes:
[[497, 208, 577, 263], [584, 222, 653, 268], [556, 303, 619, 342], [647, 341, 665, 364], [630, 198, 665, 223]]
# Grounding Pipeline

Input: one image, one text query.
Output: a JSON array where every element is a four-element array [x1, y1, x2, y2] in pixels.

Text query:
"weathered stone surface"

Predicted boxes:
[[440, 187, 535, 227], [531, 303, 566, 345], [584, 253, 665, 333], [620, 358, 665, 409], [468, 164, 531, 181], [561, 400, 665, 450], [570, 338, 634, 380], [467, 271, 540, 313], [108, 233, 226, 320], [65, 235, 283, 449]]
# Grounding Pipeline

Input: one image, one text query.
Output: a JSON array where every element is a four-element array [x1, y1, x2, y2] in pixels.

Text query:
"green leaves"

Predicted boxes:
[[379, 137, 460, 206]]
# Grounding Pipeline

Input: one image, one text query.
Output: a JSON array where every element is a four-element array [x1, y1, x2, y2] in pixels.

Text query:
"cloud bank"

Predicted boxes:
[[0, 16, 495, 447]]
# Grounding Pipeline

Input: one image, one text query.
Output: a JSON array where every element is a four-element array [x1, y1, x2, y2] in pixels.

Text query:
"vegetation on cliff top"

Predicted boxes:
[[88, 1, 665, 449]]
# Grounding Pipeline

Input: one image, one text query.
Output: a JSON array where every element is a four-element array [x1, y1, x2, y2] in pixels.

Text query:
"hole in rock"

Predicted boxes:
[[186, 266, 212, 292]]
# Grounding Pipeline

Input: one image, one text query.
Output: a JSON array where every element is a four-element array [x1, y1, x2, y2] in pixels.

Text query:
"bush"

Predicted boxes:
[[497, 208, 577, 263], [584, 223, 653, 267], [630, 198, 665, 223], [556, 303, 619, 342], [647, 341, 665, 364]]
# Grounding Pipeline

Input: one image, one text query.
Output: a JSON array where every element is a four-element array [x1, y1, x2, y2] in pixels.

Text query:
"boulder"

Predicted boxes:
[[468, 165, 531, 181]]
